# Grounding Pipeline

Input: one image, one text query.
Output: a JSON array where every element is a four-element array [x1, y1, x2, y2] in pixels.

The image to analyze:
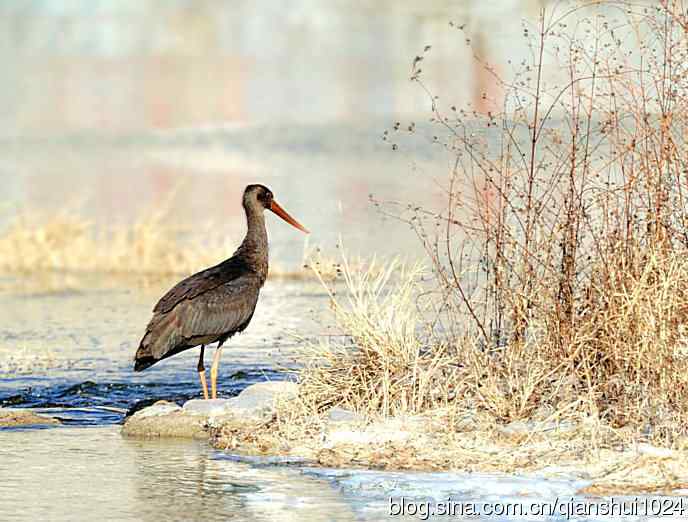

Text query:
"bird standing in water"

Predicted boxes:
[[133, 184, 309, 399]]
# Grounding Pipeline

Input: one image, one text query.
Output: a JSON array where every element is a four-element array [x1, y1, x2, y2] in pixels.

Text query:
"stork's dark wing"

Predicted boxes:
[[177, 275, 260, 345], [153, 258, 249, 314], [136, 271, 261, 364]]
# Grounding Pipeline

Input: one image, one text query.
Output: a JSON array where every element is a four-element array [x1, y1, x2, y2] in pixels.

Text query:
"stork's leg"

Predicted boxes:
[[197, 345, 209, 400], [210, 342, 225, 400]]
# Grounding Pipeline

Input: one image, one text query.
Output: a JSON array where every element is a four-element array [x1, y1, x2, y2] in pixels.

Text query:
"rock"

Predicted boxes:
[[230, 381, 298, 408], [636, 443, 674, 458], [122, 400, 206, 439], [122, 411, 208, 439], [327, 407, 363, 424], [184, 399, 235, 416], [0, 408, 60, 427], [131, 400, 181, 419], [207, 380, 299, 424], [122, 381, 298, 439]]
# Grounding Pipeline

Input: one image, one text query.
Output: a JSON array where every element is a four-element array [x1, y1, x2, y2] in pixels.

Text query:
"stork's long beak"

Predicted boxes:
[[270, 200, 309, 234]]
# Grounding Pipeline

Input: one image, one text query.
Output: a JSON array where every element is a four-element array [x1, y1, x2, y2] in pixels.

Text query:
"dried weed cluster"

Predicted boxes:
[[254, 2, 688, 486]]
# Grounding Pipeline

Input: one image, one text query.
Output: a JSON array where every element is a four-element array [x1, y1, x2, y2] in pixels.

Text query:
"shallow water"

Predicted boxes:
[[0, 278, 353, 521], [2, 426, 584, 522], [0, 426, 360, 522], [2, 426, 668, 522], [0, 278, 327, 424]]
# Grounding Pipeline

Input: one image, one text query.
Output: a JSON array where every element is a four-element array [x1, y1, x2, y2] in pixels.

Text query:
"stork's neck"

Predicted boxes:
[[234, 204, 269, 282]]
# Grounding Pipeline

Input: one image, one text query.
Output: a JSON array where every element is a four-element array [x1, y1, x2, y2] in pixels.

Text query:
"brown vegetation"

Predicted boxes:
[[375, 0, 688, 443], [214, 1, 688, 491], [0, 211, 340, 282]]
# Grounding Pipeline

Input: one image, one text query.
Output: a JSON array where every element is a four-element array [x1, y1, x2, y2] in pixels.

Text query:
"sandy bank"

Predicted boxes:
[[0, 408, 60, 428]]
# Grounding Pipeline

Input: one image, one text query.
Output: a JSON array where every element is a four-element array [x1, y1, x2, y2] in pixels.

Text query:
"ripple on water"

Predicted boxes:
[[0, 280, 357, 519], [0, 368, 292, 425]]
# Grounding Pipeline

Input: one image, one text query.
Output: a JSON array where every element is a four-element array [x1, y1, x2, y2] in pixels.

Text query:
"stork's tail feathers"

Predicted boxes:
[[134, 311, 181, 372], [133, 338, 158, 372], [133, 354, 156, 372]]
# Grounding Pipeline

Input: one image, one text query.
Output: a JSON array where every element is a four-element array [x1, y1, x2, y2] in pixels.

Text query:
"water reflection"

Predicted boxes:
[[0, 426, 357, 522]]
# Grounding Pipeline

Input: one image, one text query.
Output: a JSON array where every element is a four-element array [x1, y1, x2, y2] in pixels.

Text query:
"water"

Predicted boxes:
[[0, 278, 350, 521], [0, 278, 325, 423], [0, 426, 361, 522]]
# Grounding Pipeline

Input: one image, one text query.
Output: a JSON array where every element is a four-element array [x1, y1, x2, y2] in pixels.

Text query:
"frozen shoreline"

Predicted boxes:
[[120, 382, 688, 504], [7, 421, 686, 522]]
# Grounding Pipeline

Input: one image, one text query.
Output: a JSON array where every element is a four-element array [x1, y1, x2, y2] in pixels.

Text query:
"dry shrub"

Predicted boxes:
[[208, 2, 688, 486], [292, 246, 688, 445], [293, 1, 688, 447], [378, 1, 688, 440], [573, 247, 688, 430], [458, 339, 564, 422]]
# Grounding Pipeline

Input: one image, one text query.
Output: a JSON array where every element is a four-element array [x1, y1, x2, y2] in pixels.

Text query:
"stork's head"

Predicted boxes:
[[243, 184, 309, 233]]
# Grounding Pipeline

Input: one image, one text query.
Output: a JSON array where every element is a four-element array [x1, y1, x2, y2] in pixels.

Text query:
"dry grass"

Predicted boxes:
[[0, 211, 341, 283], [214, 3, 688, 489], [329, 2, 688, 440], [0, 211, 228, 276], [296, 257, 459, 417], [211, 250, 688, 493], [302, 248, 688, 431], [287, 245, 688, 439]]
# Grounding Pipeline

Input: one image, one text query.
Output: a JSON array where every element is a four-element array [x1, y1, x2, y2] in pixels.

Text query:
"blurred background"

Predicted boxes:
[[0, 0, 553, 267]]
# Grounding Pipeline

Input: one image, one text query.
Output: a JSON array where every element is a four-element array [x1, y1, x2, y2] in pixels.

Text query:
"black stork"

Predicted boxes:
[[133, 184, 309, 399]]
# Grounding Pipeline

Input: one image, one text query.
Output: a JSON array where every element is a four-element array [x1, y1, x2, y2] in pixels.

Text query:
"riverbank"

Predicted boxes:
[[7, 423, 636, 522], [0, 407, 60, 427], [122, 381, 688, 496]]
